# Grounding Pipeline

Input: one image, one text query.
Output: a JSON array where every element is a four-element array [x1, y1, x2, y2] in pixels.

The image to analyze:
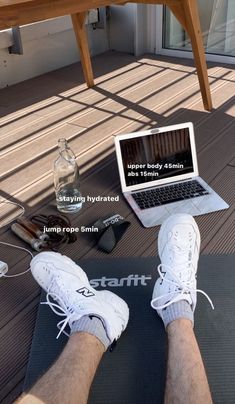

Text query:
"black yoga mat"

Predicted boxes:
[[24, 255, 235, 404]]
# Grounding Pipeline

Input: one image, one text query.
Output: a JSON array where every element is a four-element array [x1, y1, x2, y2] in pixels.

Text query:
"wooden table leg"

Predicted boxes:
[[168, 0, 212, 111], [71, 12, 94, 87]]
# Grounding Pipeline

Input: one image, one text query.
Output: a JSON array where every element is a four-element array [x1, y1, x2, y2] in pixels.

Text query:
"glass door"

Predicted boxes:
[[163, 0, 235, 58]]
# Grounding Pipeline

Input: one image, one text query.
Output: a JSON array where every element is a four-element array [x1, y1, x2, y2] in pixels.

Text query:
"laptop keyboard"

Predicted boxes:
[[132, 180, 209, 210]]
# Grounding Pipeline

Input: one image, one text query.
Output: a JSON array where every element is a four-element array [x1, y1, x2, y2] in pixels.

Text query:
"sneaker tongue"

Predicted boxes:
[[170, 243, 191, 268]]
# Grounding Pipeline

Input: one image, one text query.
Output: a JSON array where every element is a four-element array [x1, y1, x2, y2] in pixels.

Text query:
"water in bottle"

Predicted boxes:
[[54, 138, 83, 213]]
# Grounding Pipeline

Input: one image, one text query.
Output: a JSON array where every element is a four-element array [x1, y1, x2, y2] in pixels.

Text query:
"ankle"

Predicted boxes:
[[70, 332, 106, 354], [70, 315, 110, 351], [167, 318, 193, 336], [160, 300, 194, 329]]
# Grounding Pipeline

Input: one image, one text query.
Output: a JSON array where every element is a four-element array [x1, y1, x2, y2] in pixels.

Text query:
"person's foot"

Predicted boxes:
[[151, 214, 213, 323], [31, 252, 129, 346]]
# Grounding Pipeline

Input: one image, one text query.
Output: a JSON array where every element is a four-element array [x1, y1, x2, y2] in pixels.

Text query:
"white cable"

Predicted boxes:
[[0, 241, 33, 278], [0, 199, 25, 227], [0, 199, 32, 277]]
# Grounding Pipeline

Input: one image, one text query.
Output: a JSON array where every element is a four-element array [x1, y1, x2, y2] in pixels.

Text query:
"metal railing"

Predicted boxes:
[[8, 26, 23, 54]]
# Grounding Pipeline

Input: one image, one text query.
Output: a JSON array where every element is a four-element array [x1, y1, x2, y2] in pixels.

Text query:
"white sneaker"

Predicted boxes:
[[151, 214, 214, 316], [30, 252, 129, 344]]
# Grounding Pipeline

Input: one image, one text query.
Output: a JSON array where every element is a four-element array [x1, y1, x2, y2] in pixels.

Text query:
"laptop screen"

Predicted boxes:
[[119, 127, 194, 187]]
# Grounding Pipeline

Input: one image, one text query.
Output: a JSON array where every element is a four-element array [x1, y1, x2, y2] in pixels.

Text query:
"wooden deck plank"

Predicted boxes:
[[0, 60, 160, 130], [1, 59, 195, 178], [1, 66, 231, 195], [204, 213, 234, 254]]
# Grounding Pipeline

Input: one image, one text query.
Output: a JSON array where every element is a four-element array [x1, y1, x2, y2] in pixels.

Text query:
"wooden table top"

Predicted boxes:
[[0, 0, 180, 6], [0, 0, 127, 8], [0, 0, 128, 29]]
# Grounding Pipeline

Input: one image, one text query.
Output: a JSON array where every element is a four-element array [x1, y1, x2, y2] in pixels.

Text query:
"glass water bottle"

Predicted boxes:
[[54, 138, 83, 213]]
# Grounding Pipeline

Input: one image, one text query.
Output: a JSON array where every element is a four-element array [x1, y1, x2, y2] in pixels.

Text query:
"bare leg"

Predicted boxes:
[[17, 252, 129, 404], [151, 214, 214, 404], [165, 319, 212, 404], [17, 332, 104, 404]]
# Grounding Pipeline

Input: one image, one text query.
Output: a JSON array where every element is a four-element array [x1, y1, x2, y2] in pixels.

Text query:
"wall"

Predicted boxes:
[[0, 15, 109, 88], [108, 4, 136, 54], [0, 5, 138, 88]]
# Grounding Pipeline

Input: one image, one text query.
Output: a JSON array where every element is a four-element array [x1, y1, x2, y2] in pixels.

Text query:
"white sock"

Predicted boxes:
[[160, 300, 194, 329], [70, 315, 110, 350]]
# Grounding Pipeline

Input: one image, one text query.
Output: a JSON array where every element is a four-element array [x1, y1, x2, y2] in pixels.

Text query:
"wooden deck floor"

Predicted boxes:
[[0, 51, 234, 402]]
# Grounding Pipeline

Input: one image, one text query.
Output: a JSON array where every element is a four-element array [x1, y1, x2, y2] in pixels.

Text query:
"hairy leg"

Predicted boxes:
[[151, 215, 214, 404], [16, 332, 104, 404], [165, 319, 212, 404], [19, 251, 129, 404]]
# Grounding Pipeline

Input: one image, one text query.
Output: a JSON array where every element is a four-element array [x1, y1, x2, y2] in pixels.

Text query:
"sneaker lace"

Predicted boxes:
[[152, 245, 214, 310], [41, 278, 82, 339]]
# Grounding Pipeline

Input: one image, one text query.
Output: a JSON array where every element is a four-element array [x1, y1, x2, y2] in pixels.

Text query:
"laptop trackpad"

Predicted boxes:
[[139, 201, 200, 227], [165, 200, 201, 215]]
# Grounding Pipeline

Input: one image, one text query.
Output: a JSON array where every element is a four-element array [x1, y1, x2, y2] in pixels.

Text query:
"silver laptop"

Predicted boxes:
[[115, 122, 229, 227]]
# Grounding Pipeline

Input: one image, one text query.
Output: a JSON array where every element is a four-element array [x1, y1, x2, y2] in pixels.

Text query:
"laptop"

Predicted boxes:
[[114, 122, 229, 227]]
